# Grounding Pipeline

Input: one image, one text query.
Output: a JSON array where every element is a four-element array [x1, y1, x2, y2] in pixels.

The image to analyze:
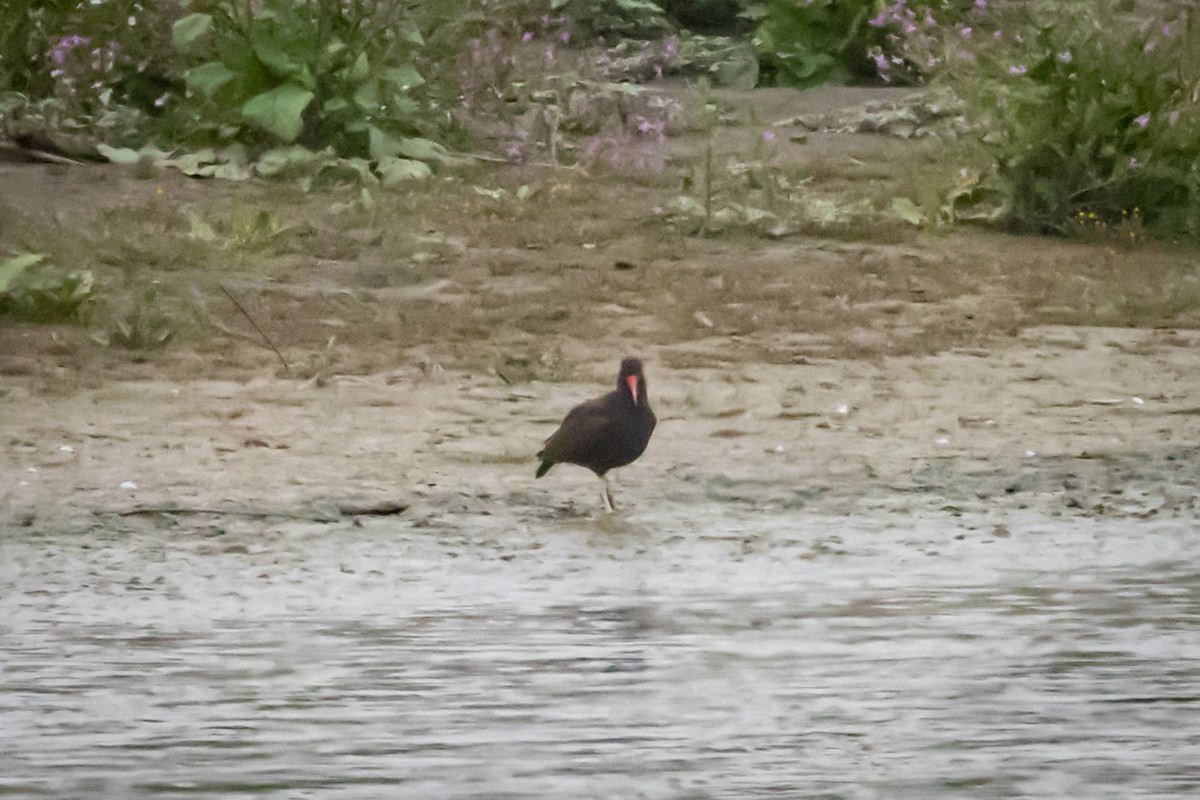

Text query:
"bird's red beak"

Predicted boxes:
[[626, 374, 640, 405]]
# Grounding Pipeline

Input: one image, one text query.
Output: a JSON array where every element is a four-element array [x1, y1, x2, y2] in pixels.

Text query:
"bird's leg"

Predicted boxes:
[[600, 474, 616, 513]]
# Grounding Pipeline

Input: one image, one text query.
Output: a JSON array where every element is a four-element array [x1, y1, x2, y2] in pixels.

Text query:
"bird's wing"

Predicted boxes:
[[541, 399, 615, 460]]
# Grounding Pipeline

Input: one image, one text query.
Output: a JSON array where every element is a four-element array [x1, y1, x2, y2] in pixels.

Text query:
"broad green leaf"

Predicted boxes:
[[614, 0, 662, 11], [891, 197, 925, 226], [65, 271, 94, 302], [395, 137, 450, 162], [172, 13, 212, 49], [382, 64, 424, 90], [186, 61, 237, 97], [255, 145, 317, 177], [242, 84, 314, 142], [324, 97, 349, 114], [199, 162, 253, 181], [96, 144, 141, 164], [325, 39, 347, 60], [377, 157, 432, 187], [393, 137, 472, 167], [251, 32, 299, 79], [316, 158, 377, 187], [353, 80, 380, 112], [165, 149, 217, 175], [348, 52, 370, 83], [399, 23, 424, 46], [0, 252, 46, 294], [368, 125, 406, 160], [391, 96, 420, 117]]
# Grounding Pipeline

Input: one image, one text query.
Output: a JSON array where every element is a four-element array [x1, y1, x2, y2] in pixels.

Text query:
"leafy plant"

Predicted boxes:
[[0, 0, 75, 96], [1, 0, 178, 146], [746, 0, 885, 88], [0, 252, 95, 321], [107, 287, 178, 349], [555, 0, 672, 39], [888, 1, 1200, 237], [173, 0, 426, 158]]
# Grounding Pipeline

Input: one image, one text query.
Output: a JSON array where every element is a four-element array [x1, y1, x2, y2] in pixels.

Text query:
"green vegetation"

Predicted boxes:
[[172, 0, 425, 156], [0, 0, 1198, 293], [0, 252, 94, 322], [877, 1, 1200, 240], [746, 0, 884, 88]]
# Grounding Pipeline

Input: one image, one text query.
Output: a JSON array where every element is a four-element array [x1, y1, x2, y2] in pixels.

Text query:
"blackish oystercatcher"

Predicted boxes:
[[536, 358, 657, 512]]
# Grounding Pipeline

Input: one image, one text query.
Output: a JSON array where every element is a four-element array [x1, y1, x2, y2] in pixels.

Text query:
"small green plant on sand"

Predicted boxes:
[[0, 252, 95, 322]]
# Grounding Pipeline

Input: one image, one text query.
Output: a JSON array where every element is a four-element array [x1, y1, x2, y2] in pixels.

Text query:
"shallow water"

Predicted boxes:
[[3, 510, 1199, 799]]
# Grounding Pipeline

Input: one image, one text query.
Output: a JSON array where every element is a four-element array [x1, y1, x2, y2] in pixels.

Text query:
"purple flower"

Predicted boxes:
[[50, 34, 89, 65], [1128, 157, 1141, 169], [521, 31, 533, 43], [1134, 114, 1150, 128], [1008, 63, 1027, 75], [763, 130, 775, 142]]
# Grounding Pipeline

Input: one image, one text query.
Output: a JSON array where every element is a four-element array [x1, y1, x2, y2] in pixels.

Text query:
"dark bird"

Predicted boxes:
[[536, 358, 657, 512]]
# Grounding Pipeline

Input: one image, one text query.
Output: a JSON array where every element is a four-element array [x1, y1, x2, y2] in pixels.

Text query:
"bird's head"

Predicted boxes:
[[618, 357, 648, 406]]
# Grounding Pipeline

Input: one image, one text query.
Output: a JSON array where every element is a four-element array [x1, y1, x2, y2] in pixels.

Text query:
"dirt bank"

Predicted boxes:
[[3, 86, 1199, 532]]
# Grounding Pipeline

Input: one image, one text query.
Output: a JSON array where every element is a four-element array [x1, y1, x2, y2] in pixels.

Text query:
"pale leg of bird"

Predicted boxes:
[[600, 474, 615, 513]]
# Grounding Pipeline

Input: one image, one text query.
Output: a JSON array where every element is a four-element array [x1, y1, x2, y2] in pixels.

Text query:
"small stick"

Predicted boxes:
[[109, 501, 407, 521], [111, 506, 339, 522], [218, 284, 290, 374]]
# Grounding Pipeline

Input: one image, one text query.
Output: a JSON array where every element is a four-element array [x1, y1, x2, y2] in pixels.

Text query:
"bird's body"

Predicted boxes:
[[536, 358, 656, 511]]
